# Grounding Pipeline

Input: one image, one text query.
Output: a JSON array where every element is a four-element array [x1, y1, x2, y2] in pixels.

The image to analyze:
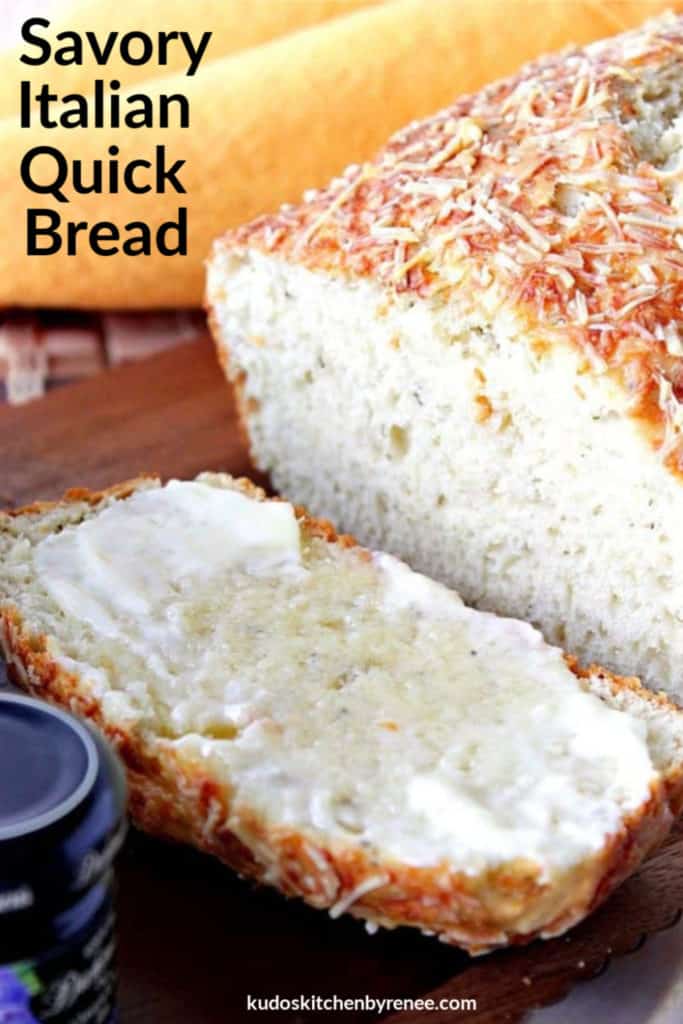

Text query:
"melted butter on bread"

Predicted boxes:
[[32, 479, 655, 877]]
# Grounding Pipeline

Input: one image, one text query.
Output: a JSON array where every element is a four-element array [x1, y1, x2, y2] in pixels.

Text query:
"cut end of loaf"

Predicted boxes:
[[207, 245, 683, 698], [206, 13, 683, 706], [2, 475, 683, 953], [210, 12, 683, 474]]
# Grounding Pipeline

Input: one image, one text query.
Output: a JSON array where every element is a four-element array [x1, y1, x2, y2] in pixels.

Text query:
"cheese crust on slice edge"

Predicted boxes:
[[2, 473, 683, 953]]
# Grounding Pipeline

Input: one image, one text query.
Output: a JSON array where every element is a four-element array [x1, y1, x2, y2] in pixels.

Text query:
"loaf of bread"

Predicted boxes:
[[2, 474, 683, 952], [208, 13, 683, 699]]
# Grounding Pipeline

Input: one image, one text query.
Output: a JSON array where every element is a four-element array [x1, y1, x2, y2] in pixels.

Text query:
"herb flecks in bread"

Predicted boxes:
[[2, 475, 683, 953], [208, 13, 683, 696]]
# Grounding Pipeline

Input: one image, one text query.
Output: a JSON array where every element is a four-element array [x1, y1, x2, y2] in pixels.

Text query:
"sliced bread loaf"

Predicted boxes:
[[207, 13, 683, 699], [1, 473, 683, 952]]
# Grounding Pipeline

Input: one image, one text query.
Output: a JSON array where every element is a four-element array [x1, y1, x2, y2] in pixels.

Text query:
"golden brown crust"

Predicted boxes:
[[2, 480, 682, 952], [2, 474, 359, 552], [213, 13, 683, 476], [565, 654, 683, 814], [568, 652, 683, 717], [4, 477, 157, 519]]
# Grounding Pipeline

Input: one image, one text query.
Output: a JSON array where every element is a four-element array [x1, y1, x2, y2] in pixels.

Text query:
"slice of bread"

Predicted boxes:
[[1, 474, 683, 953], [207, 14, 683, 699]]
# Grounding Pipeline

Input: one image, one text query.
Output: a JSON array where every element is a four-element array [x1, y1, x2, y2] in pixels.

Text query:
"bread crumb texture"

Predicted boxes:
[[208, 15, 683, 698], [2, 477, 683, 952]]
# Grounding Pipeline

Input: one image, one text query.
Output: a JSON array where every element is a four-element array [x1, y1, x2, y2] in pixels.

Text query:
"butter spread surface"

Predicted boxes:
[[32, 479, 657, 874], [34, 479, 302, 642]]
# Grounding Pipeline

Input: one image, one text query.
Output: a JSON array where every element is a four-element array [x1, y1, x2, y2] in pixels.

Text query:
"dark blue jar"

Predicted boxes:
[[0, 693, 127, 1024]]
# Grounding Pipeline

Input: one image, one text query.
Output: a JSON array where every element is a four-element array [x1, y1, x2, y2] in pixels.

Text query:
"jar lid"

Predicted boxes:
[[0, 693, 127, 916]]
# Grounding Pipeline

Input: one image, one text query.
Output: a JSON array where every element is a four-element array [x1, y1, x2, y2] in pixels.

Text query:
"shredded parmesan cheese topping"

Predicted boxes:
[[227, 13, 683, 473]]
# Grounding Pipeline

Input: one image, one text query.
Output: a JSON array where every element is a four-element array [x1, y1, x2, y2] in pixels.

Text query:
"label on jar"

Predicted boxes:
[[0, 906, 117, 1024]]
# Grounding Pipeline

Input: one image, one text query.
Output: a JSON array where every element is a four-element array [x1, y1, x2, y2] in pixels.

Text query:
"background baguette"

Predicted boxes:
[[2, 473, 683, 954]]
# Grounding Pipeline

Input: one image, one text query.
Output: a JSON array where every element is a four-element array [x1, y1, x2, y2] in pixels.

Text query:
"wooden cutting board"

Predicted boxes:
[[2, 335, 683, 1023]]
